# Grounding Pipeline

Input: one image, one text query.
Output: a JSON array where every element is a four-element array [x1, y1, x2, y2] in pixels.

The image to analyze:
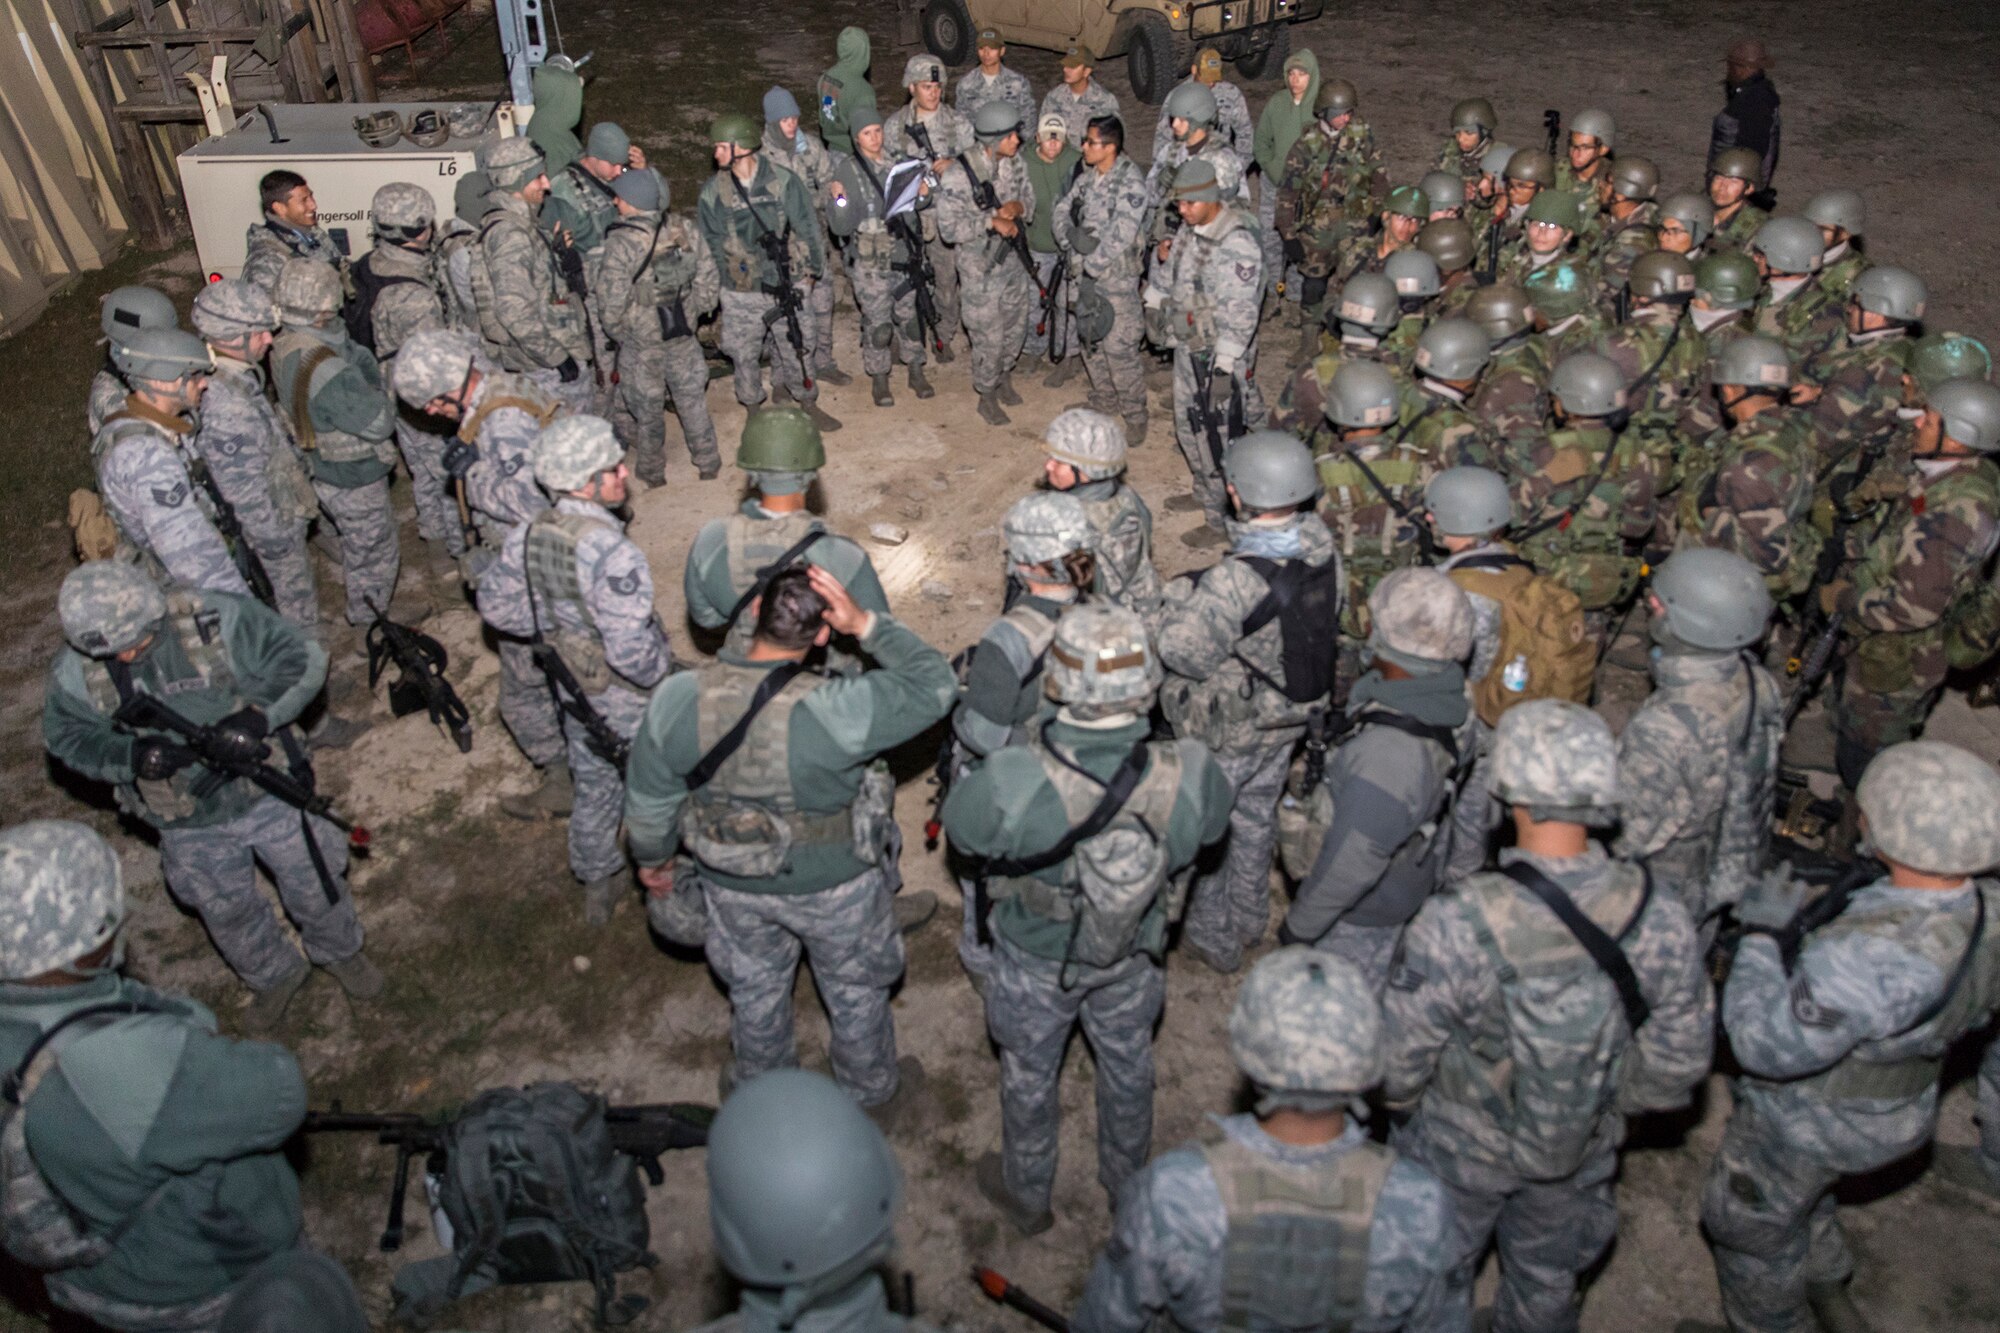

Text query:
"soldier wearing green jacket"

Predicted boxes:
[[816, 26, 877, 157], [1588, 252, 1705, 502], [1749, 215, 1841, 369], [1707, 148, 1770, 256]]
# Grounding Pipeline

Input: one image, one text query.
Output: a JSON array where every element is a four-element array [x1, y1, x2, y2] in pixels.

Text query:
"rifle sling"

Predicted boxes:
[[685, 660, 811, 791], [724, 529, 827, 626], [982, 723, 1150, 878], [1500, 861, 1652, 1031]]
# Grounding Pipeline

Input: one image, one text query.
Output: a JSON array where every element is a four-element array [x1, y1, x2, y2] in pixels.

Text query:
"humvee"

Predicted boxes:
[[921, 0, 1325, 105]]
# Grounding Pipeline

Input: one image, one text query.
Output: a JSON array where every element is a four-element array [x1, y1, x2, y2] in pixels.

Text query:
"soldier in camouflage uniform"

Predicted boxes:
[[270, 258, 401, 628], [1054, 114, 1151, 439], [1804, 188, 1871, 303], [1485, 148, 1555, 270], [1689, 250, 1761, 368], [1707, 148, 1771, 256], [1492, 189, 1587, 289], [1074, 948, 1453, 1332], [1415, 219, 1481, 317], [626, 565, 953, 1118], [943, 604, 1231, 1233], [1334, 187, 1430, 335], [1614, 549, 1781, 939], [1041, 45, 1121, 147], [826, 105, 933, 407], [0, 819, 313, 1328], [88, 285, 177, 435], [1802, 266, 1925, 501], [1419, 170, 1465, 223], [1274, 81, 1385, 317], [1152, 47, 1253, 164], [957, 28, 1037, 136], [762, 88, 850, 388], [1552, 108, 1617, 221], [1699, 742, 2000, 1333], [42, 563, 381, 1029], [436, 169, 489, 333], [472, 136, 597, 412], [935, 102, 1037, 425], [1042, 408, 1164, 613], [1150, 83, 1247, 225], [595, 169, 724, 483], [1748, 215, 1841, 368], [1465, 284, 1550, 454], [1403, 316, 1494, 467], [241, 169, 345, 295], [1658, 191, 1712, 263], [479, 417, 675, 921], [1589, 252, 1705, 512], [1156, 434, 1337, 972], [1383, 700, 1714, 1333], [544, 120, 637, 267], [1270, 272, 1409, 440], [1594, 156, 1660, 302], [1434, 96, 1498, 188], [1524, 257, 1608, 359], [886, 55, 975, 359]]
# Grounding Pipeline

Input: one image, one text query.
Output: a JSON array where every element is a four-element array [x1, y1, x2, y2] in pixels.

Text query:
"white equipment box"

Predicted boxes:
[[178, 103, 495, 281]]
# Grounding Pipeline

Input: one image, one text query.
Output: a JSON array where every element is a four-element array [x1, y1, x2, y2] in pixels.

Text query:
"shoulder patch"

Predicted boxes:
[[1788, 973, 1847, 1030], [151, 481, 188, 509], [606, 567, 643, 597]]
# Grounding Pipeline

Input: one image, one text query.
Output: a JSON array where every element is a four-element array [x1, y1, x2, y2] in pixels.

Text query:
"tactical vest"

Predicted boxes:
[[79, 592, 237, 823], [1169, 207, 1253, 354], [1313, 429, 1429, 563], [1197, 1126, 1394, 1333], [1517, 426, 1642, 610], [525, 511, 614, 692], [270, 331, 386, 466], [458, 379, 561, 446]]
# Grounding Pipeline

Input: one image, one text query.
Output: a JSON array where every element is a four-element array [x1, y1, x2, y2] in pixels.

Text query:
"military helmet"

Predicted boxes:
[[612, 168, 662, 212], [100, 286, 177, 346], [1314, 78, 1358, 118], [1569, 107, 1616, 149], [1416, 218, 1476, 274], [1334, 272, 1400, 334], [1163, 81, 1218, 129], [1418, 170, 1465, 213], [708, 1070, 901, 1291], [1414, 316, 1491, 381], [1479, 141, 1518, 179], [1045, 603, 1161, 711], [1852, 266, 1927, 324], [1549, 351, 1627, 417], [1426, 465, 1512, 537], [58, 561, 166, 657], [1609, 155, 1659, 202], [1370, 566, 1474, 666], [1525, 189, 1581, 231], [1694, 251, 1760, 310], [1491, 698, 1620, 824], [0, 821, 125, 982], [1071, 279, 1116, 347], [218, 1248, 369, 1333], [1523, 259, 1594, 322], [1856, 741, 2000, 876], [1449, 97, 1497, 135], [710, 113, 760, 151], [453, 170, 492, 227], [447, 102, 491, 139], [1325, 361, 1401, 431], [1930, 378, 2000, 452], [1224, 431, 1319, 510], [1713, 334, 1791, 391], [191, 279, 279, 342], [1909, 332, 1993, 395], [736, 403, 827, 473], [1659, 192, 1714, 247], [353, 109, 402, 149], [109, 326, 213, 384], [1626, 251, 1697, 302], [404, 108, 450, 151], [1002, 491, 1093, 568], [586, 121, 632, 163], [1504, 148, 1555, 187], [902, 53, 944, 87], [480, 134, 545, 189], [1229, 947, 1383, 1098], [1385, 248, 1441, 299], [1043, 407, 1127, 479], [532, 414, 623, 491], [1169, 157, 1223, 204], [1649, 548, 1772, 651], [1463, 283, 1535, 341], [370, 181, 435, 236], [392, 327, 481, 407], [1384, 185, 1429, 221], [1803, 188, 1866, 238], [974, 101, 1023, 142], [1710, 147, 1764, 185], [1750, 216, 1824, 275], [273, 257, 342, 321]]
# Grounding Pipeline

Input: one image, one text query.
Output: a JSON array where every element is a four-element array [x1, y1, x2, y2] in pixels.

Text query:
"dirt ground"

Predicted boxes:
[[4, 0, 2000, 1328]]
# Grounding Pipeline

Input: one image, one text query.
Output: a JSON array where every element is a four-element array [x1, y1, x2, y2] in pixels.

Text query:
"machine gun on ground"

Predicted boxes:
[[364, 594, 473, 753]]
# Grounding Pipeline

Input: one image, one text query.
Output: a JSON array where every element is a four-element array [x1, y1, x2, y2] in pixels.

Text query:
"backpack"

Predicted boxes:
[[341, 250, 423, 353], [1447, 552, 1594, 728], [392, 1082, 653, 1328], [1235, 555, 1342, 705]]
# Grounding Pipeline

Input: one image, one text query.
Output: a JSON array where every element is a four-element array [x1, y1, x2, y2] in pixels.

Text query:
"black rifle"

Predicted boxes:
[[923, 729, 954, 853], [1040, 250, 1065, 363], [1296, 706, 1331, 797], [861, 147, 945, 357], [956, 152, 1045, 298], [973, 1267, 1070, 1333], [1544, 108, 1562, 157], [303, 1101, 714, 1253], [532, 642, 631, 770], [364, 595, 473, 753], [550, 231, 607, 390], [1186, 353, 1244, 477], [183, 454, 276, 609], [729, 175, 815, 393], [1715, 856, 1885, 986]]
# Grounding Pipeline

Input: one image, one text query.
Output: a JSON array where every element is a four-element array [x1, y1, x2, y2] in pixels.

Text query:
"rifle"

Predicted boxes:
[[923, 728, 954, 852], [1040, 250, 1065, 362], [730, 173, 815, 393], [303, 1101, 714, 1253], [956, 151, 1045, 298], [1544, 108, 1562, 157], [973, 1267, 1070, 1333], [1297, 706, 1331, 797], [1714, 854, 1884, 988], [551, 232, 606, 390], [531, 642, 631, 770], [364, 595, 473, 753], [182, 452, 276, 609], [1186, 353, 1243, 477]]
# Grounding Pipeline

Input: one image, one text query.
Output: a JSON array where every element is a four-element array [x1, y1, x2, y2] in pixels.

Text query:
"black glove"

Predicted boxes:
[[132, 738, 195, 782], [1068, 193, 1087, 228], [1282, 236, 1306, 265], [1300, 274, 1329, 307], [211, 707, 270, 766], [557, 357, 581, 384], [441, 439, 478, 479]]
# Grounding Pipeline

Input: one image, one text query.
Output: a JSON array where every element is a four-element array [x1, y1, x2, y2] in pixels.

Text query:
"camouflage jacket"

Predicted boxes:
[[1071, 477, 1164, 613], [1506, 420, 1660, 608], [1591, 205, 1658, 302], [475, 190, 592, 373], [955, 65, 1038, 135], [1468, 335, 1552, 464], [458, 369, 559, 529], [361, 239, 444, 361], [697, 157, 826, 291], [1708, 201, 1769, 256], [1274, 119, 1383, 262], [1817, 245, 1871, 304], [1752, 274, 1843, 370], [1431, 136, 1485, 186], [240, 219, 344, 295], [1148, 136, 1247, 244], [195, 356, 316, 542], [882, 102, 975, 168], [1054, 155, 1151, 284], [91, 400, 252, 597], [594, 210, 721, 350], [1039, 79, 1121, 147], [1680, 409, 1821, 596], [1806, 327, 1911, 471], [1589, 307, 1708, 485], [933, 143, 1037, 275], [1151, 77, 1254, 163], [269, 321, 396, 485], [683, 503, 888, 660], [1850, 458, 2000, 636], [1270, 339, 1414, 439], [1151, 203, 1263, 372]]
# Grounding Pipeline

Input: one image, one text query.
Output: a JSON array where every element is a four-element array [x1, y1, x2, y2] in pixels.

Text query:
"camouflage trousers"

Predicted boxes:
[[1255, 173, 1302, 304], [1316, 921, 1405, 993], [702, 866, 907, 1106], [245, 519, 316, 634], [496, 635, 566, 769], [395, 412, 466, 558], [1981, 1038, 2000, 1176], [1832, 627, 1946, 788], [158, 795, 366, 992], [1183, 742, 1290, 968], [844, 253, 923, 378], [611, 335, 722, 482], [810, 266, 839, 373], [1080, 279, 1149, 429], [1171, 350, 1268, 529], [718, 287, 820, 409], [46, 1276, 234, 1333], [522, 364, 603, 416], [560, 682, 647, 884], [957, 252, 1032, 396], [985, 936, 1164, 1215], [311, 477, 398, 626], [1399, 1132, 1618, 1333], [931, 236, 961, 349]]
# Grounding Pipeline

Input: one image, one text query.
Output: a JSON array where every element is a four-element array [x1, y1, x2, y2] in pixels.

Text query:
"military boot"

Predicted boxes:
[[1931, 1143, 2000, 1202], [583, 869, 631, 927], [934, 337, 956, 364], [1124, 413, 1148, 447], [995, 371, 1024, 407], [863, 1056, 929, 1135], [803, 402, 843, 434], [501, 759, 574, 820], [907, 364, 935, 399], [1044, 356, 1080, 388], [871, 373, 894, 407], [978, 392, 1011, 426], [892, 890, 938, 933], [242, 961, 310, 1034], [325, 950, 386, 1000], [816, 361, 853, 387], [975, 1151, 1054, 1236], [1805, 1281, 1876, 1333]]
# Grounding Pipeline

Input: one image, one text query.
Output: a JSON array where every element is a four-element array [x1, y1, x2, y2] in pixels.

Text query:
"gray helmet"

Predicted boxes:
[[58, 561, 165, 657], [1325, 361, 1402, 431], [902, 53, 944, 87], [392, 327, 481, 406], [1626, 251, 1697, 302], [1479, 141, 1518, 179], [533, 414, 623, 491], [612, 168, 662, 212], [1909, 333, 1993, 395], [1228, 947, 1383, 1099], [109, 326, 213, 384], [1504, 148, 1555, 187], [404, 108, 450, 150], [1609, 155, 1659, 202], [1659, 192, 1714, 247], [1750, 216, 1824, 275], [1072, 279, 1115, 346], [370, 181, 435, 237], [453, 170, 492, 226], [1369, 566, 1474, 667], [1710, 147, 1764, 185], [1416, 218, 1476, 274], [1003, 491, 1093, 568], [1314, 78, 1358, 119], [1426, 465, 1512, 537], [1857, 741, 2000, 876], [1334, 272, 1400, 335], [1163, 81, 1218, 130], [1463, 283, 1534, 341], [974, 100, 1023, 142], [353, 108, 402, 149], [1930, 379, 2000, 453], [1492, 698, 1619, 825], [586, 121, 631, 163], [1418, 170, 1465, 212], [1385, 248, 1442, 299], [708, 1069, 901, 1292], [1225, 431, 1318, 510], [1450, 97, 1497, 135], [273, 257, 341, 321], [1695, 251, 1761, 310], [100, 286, 177, 345], [1570, 107, 1616, 149], [191, 279, 279, 343], [1649, 547, 1772, 651], [1043, 408, 1127, 479], [480, 134, 545, 190], [1414, 317, 1491, 382], [1851, 266, 1927, 324], [1045, 604, 1162, 712], [1803, 188, 1865, 238], [1713, 334, 1791, 391], [218, 1249, 369, 1333], [0, 821, 125, 981], [1549, 351, 1627, 417]]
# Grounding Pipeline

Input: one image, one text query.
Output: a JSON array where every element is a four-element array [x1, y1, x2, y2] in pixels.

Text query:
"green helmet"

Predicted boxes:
[[1163, 81, 1218, 129], [1504, 148, 1555, 187], [1549, 351, 1627, 417], [1045, 604, 1161, 713], [1072, 279, 1116, 348], [1414, 316, 1491, 381], [1314, 79, 1358, 119], [736, 404, 827, 474], [1416, 218, 1476, 274], [1649, 547, 1771, 651], [1003, 492, 1093, 568], [1334, 272, 1400, 334], [1908, 332, 1993, 395], [1659, 192, 1713, 247], [532, 414, 623, 492], [1626, 251, 1697, 302], [1694, 251, 1761, 310], [273, 258, 341, 321], [1043, 407, 1127, 479], [1709, 147, 1763, 184], [1713, 334, 1791, 391], [1523, 259, 1594, 322], [1169, 157, 1223, 204], [1857, 741, 2000, 876], [710, 113, 760, 151], [453, 169, 492, 226], [100, 286, 177, 346], [1385, 249, 1441, 300], [0, 821, 125, 981], [1525, 189, 1581, 231], [1224, 431, 1318, 510], [109, 326, 213, 384], [1425, 465, 1512, 537], [1384, 185, 1429, 221], [1803, 188, 1865, 238], [1930, 378, 2000, 452], [1750, 216, 1824, 275], [1492, 698, 1620, 825], [1449, 97, 1497, 135], [1479, 141, 1518, 179], [1609, 155, 1659, 202], [58, 561, 165, 657], [1325, 361, 1402, 430], [1569, 107, 1616, 149], [974, 101, 1023, 142], [1463, 283, 1535, 341], [1229, 947, 1383, 1100], [1418, 170, 1465, 213], [708, 1070, 900, 1292], [1851, 266, 1927, 324], [1370, 567, 1473, 667]]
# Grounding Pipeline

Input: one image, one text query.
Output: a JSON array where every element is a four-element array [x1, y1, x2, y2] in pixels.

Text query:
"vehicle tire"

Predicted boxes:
[[1233, 23, 1290, 80], [1126, 14, 1191, 105], [923, 0, 973, 68]]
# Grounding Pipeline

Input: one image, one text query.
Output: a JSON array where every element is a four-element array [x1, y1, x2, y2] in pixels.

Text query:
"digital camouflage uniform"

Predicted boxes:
[[1055, 154, 1152, 430], [1150, 136, 1248, 219], [1275, 118, 1384, 282], [934, 141, 1037, 397], [1152, 77, 1254, 165], [1039, 79, 1121, 150], [595, 207, 724, 479], [762, 122, 842, 375], [472, 189, 596, 412], [697, 157, 827, 410], [949, 588, 1076, 763], [1506, 421, 1659, 614], [196, 353, 318, 629], [92, 397, 253, 602], [683, 503, 890, 659], [830, 140, 933, 385], [241, 219, 343, 295], [956, 65, 1037, 140], [882, 102, 974, 342], [367, 239, 461, 558], [1678, 409, 1821, 598], [1073, 478, 1163, 613]]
